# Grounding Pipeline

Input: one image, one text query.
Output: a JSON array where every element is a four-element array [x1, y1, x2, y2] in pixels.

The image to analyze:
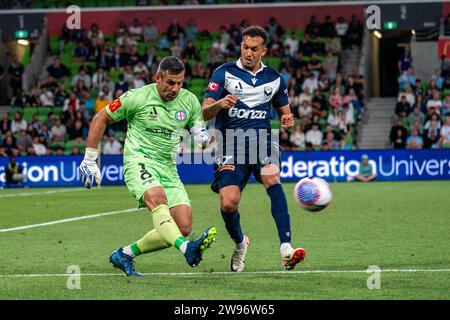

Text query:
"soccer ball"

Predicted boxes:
[[293, 177, 332, 212]]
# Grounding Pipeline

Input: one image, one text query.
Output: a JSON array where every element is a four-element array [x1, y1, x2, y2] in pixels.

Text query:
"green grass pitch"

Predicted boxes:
[[0, 181, 449, 299]]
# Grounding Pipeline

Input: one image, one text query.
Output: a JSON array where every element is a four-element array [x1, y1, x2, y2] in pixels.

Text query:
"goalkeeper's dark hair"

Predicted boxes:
[[242, 26, 268, 46], [157, 56, 185, 75]]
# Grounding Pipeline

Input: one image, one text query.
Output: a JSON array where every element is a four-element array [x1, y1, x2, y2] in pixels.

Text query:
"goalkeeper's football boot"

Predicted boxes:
[[231, 235, 250, 272], [282, 247, 306, 270], [184, 226, 217, 267], [109, 248, 144, 277]]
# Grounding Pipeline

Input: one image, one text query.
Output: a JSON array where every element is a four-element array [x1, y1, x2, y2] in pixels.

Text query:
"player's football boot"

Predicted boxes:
[[184, 226, 217, 267], [231, 235, 250, 272], [109, 248, 144, 277], [282, 247, 306, 270]]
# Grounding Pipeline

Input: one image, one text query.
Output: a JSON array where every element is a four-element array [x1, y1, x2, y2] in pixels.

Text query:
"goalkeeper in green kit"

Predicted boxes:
[[78, 56, 216, 276]]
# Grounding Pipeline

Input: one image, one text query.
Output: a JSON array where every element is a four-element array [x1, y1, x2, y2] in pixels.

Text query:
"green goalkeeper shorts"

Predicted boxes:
[[124, 158, 190, 209]]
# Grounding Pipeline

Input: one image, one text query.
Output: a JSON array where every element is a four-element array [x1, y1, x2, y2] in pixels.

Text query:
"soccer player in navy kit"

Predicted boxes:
[[202, 26, 306, 272]]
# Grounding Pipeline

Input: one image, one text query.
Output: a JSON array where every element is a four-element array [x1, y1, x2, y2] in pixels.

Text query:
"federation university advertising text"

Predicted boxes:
[[1, 150, 449, 187]]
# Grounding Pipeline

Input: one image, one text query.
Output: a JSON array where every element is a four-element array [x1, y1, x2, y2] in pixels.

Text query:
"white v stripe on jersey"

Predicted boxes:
[[224, 71, 280, 108]]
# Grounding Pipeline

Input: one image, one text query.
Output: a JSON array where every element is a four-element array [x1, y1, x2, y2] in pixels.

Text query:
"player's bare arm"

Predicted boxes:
[[202, 95, 238, 121], [86, 107, 116, 149], [278, 105, 295, 129]]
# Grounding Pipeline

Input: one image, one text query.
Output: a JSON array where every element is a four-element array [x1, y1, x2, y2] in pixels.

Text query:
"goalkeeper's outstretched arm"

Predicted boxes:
[[79, 108, 116, 189]]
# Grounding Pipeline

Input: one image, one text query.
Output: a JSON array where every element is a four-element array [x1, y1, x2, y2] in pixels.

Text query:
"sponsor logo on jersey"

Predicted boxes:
[[109, 97, 122, 113], [148, 106, 158, 120], [174, 110, 187, 122], [228, 107, 268, 119], [207, 81, 219, 92]]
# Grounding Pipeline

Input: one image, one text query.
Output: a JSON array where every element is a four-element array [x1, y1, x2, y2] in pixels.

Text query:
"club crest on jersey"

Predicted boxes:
[[264, 86, 273, 99], [174, 110, 187, 122], [207, 82, 219, 92]]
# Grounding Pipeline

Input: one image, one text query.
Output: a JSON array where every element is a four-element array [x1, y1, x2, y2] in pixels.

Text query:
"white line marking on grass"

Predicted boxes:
[[0, 269, 449, 278], [0, 208, 141, 233], [0, 188, 85, 199]]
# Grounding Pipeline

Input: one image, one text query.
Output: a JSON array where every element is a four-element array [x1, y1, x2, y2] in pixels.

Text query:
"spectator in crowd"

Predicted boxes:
[[103, 134, 122, 155], [442, 93, 450, 116], [185, 19, 199, 41], [16, 129, 32, 153], [440, 116, 450, 147], [390, 119, 408, 146], [423, 128, 441, 149], [348, 154, 376, 182], [305, 122, 323, 148], [279, 129, 293, 151], [320, 15, 336, 38], [166, 19, 185, 42], [11, 112, 27, 133], [406, 129, 423, 149], [335, 16, 348, 41], [399, 86, 415, 107], [71, 69, 91, 89], [324, 131, 339, 150], [430, 68, 444, 90], [68, 119, 84, 141], [170, 39, 183, 58], [289, 123, 306, 150], [46, 56, 70, 81], [426, 90, 442, 115], [346, 15, 363, 48], [73, 41, 90, 62], [32, 135, 47, 156], [398, 47, 412, 74], [395, 95, 411, 119], [1, 113, 11, 134], [51, 118, 67, 142], [182, 40, 200, 60], [305, 15, 320, 36], [156, 33, 170, 51], [392, 127, 407, 149], [143, 17, 159, 43], [128, 19, 143, 41], [408, 106, 425, 129]]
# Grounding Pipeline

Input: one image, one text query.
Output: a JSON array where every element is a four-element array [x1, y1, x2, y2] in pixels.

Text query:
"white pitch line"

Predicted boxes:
[[0, 269, 449, 278], [0, 208, 141, 233], [0, 188, 86, 199]]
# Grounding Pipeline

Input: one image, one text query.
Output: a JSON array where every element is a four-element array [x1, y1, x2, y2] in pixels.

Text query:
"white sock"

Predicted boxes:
[[280, 243, 294, 258], [180, 241, 188, 254], [122, 245, 135, 258], [236, 238, 247, 250]]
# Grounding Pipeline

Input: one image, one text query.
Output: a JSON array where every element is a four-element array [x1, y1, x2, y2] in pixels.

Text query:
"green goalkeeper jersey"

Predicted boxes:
[[106, 83, 205, 165]]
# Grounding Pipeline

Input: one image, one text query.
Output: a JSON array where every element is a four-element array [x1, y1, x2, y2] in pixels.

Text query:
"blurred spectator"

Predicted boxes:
[[1, 113, 11, 134], [346, 15, 363, 48], [71, 69, 91, 89], [192, 59, 207, 79], [128, 19, 143, 41], [324, 131, 339, 150], [11, 112, 27, 133], [16, 129, 32, 153], [266, 17, 284, 38], [94, 92, 110, 113], [51, 118, 67, 142], [395, 95, 411, 118], [166, 19, 185, 42], [440, 116, 450, 147], [185, 19, 199, 41], [157, 33, 170, 51], [71, 146, 81, 155], [298, 100, 312, 119], [398, 86, 415, 107], [73, 41, 90, 62], [408, 106, 425, 129], [390, 119, 408, 146], [279, 130, 293, 151], [299, 34, 313, 56], [302, 73, 318, 93], [426, 90, 442, 115], [170, 39, 183, 58], [392, 127, 407, 149], [398, 47, 412, 74], [284, 32, 299, 58], [335, 16, 348, 38], [103, 134, 122, 155], [143, 18, 159, 43], [182, 40, 200, 60], [430, 68, 444, 90], [305, 16, 320, 36], [305, 123, 322, 148], [406, 129, 423, 149], [289, 124, 306, 150], [320, 15, 336, 38], [32, 135, 47, 156], [323, 51, 337, 82], [39, 87, 54, 106], [68, 119, 84, 141], [423, 130, 441, 149]]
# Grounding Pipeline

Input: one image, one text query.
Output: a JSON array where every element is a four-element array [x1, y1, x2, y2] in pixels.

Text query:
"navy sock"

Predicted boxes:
[[266, 184, 292, 244], [221, 209, 244, 244]]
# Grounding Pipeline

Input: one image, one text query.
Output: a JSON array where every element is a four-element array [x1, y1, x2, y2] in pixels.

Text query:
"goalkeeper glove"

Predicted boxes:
[[79, 147, 102, 189], [190, 124, 209, 149]]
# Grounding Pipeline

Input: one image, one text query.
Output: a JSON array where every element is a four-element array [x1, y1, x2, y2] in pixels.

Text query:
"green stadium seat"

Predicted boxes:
[[8, 107, 23, 119], [190, 78, 207, 88], [49, 36, 60, 55], [24, 107, 38, 122]]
